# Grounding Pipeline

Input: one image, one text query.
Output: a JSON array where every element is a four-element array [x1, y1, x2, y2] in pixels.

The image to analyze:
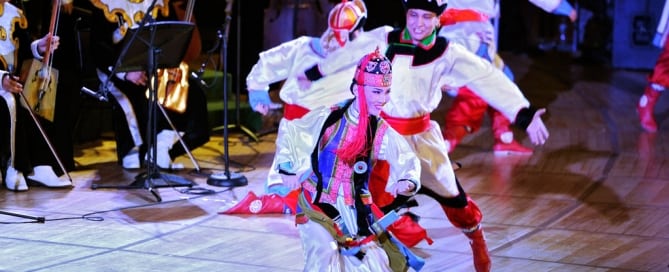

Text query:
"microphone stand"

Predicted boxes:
[[0, 210, 45, 223], [206, 5, 247, 188], [210, 0, 258, 142]]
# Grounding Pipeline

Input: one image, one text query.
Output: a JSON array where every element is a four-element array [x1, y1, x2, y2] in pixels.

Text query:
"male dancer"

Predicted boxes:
[[439, 0, 575, 155], [638, 0, 669, 132]]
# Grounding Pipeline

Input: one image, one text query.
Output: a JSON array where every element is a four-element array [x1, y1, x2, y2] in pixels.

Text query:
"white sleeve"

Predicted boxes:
[[246, 37, 309, 91], [444, 43, 530, 122], [274, 107, 332, 175], [380, 127, 421, 195], [314, 26, 392, 78]]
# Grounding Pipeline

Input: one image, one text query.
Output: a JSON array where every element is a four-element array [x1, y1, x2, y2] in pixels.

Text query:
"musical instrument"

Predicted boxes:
[[151, 0, 199, 113], [0, 0, 72, 182], [19, 0, 60, 122], [173, 0, 200, 63]]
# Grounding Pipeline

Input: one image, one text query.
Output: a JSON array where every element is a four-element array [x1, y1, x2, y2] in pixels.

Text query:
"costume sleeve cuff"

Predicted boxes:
[[31, 40, 43, 60], [514, 107, 537, 130], [278, 162, 296, 175], [116, 72, 127, 81], [304, 65, 323, 81], [552, 0, 574, 17], [0, 71, 8, 92]]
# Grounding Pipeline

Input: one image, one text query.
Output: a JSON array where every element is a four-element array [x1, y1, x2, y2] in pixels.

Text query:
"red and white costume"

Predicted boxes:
[[638, 0, 669, 132], [438, 0, 574, 154]]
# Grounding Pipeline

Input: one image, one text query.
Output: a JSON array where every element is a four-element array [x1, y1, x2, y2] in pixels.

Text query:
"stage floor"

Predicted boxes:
[[1, 51, 668, 271]]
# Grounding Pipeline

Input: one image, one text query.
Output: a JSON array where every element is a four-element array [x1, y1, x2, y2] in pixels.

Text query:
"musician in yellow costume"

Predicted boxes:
[[0, 0, 72, 191], [89, 0, 209, 170]]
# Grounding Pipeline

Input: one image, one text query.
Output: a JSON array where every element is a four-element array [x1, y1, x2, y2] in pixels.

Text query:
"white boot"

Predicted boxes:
[[27, 165, 72, 188], [154, 130, 184, 169], [122, 147, 141, 170], [5, 166, 28, 191]]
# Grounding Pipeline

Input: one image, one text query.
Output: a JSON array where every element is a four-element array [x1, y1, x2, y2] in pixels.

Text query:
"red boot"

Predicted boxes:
[[490, 108, 532, 155], [443, 197, 491, 272], [220, 191, 292, 214], [638, 85, 662, 132], [465, 226, 492, 272], [493, 140, 533, 155]]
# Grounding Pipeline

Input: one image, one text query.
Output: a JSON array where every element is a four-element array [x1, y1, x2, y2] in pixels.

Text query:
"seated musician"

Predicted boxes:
[[88, 0, 209, 170], [0, 0, 71, 191]]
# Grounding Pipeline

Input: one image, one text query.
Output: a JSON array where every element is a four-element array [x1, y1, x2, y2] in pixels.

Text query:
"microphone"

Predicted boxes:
[[81, 87, 108, 102]]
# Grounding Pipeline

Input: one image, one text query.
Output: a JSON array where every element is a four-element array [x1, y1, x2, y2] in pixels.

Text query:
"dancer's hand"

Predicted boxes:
[[280, 174, 301, 191], [525, 108, 549, 145], [249, 90, 271, 116], [388, 179, 416, 196]]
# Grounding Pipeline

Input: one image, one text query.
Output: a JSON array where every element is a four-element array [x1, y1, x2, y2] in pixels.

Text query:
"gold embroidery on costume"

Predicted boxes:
[[0, 3, 28, 70], [90, 0, 169, 26]]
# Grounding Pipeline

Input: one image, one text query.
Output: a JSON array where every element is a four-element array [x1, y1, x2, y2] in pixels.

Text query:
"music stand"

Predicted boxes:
[[91, 21, 196, 202]]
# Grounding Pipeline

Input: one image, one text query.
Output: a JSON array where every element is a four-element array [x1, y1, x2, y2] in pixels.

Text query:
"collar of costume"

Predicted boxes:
[[400, 28, 437, 50], [90, 0, 170, 26], [0, 3, 27, 59]]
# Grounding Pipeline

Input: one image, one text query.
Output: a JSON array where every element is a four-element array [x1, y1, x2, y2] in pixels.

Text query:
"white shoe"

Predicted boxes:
[[122, 148, 141, 169], [5, 166, 28, 191], [27, 165, 72, 188], [169, 163, 185, 170], [155, 130, 181, 169], [154, 146, 172, 169]]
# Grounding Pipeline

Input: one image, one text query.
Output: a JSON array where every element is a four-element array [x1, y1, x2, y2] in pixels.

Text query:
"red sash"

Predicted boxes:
[[440, 9, 490, 26], [380, 112, 431, 135], [283, 103, 310, 120]]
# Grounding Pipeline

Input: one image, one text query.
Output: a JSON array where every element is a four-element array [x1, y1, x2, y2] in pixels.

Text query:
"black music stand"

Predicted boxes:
[[91, 21, 196, 202]]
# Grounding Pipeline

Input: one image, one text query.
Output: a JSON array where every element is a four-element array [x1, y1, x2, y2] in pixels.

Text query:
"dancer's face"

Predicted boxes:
[[405, 9, 438, 42], [361, 85, 390, 116]]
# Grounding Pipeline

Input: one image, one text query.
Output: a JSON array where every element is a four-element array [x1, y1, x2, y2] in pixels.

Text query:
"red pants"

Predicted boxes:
[[444, 87, 511, 139], [649, 39, 669, 87]]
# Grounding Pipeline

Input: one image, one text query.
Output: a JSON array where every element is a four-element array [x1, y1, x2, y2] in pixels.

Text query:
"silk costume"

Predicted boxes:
[[275, 102, 420, 272]]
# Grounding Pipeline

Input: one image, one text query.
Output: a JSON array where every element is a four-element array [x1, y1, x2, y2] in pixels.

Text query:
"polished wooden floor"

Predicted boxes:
[[2, 51, 668, 272]]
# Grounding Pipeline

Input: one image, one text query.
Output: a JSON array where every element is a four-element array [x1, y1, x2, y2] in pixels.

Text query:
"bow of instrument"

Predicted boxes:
[[19, 0, 60, 122]]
